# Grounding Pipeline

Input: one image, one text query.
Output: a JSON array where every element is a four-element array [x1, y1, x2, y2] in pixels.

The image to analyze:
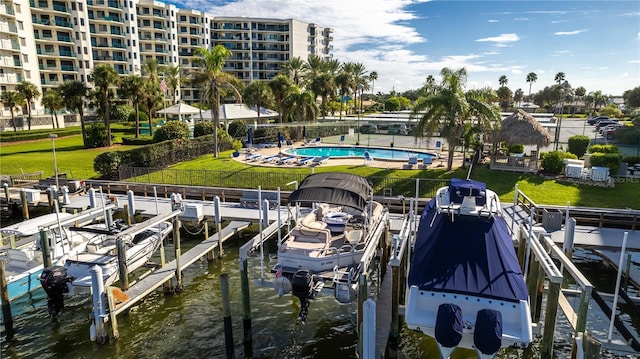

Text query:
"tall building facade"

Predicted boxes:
[[0, 0, 333, 119]]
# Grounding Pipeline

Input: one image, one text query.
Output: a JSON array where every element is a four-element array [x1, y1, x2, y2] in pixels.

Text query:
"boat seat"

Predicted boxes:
[[300, 212, 327, 230], [345, 229, 363, 245], [459, 196, 477, 215]]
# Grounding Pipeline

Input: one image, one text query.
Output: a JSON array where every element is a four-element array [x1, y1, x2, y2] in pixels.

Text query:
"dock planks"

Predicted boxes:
[[375, 263, 393, 358], [112, 220, 250, 315]]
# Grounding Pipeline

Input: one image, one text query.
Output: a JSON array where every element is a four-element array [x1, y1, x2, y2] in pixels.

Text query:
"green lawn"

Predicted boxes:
[[1, 136, 638, 209]]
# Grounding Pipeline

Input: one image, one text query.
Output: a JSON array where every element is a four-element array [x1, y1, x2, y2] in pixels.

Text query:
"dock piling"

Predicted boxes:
[[215, 196, 223, 259], [357, 272, 368, 357], [173, 218, 183, 292], [116, 238, 129, 291], [0, 260, 14, 339], [220, 273, 235, 359], [47, 187, 55, 213], [40, 229, 52, 268], [20, 190, 28, 220], [362, 299, 376, 359], [90, 265, 109, 344], [240, 259, 253, 356]]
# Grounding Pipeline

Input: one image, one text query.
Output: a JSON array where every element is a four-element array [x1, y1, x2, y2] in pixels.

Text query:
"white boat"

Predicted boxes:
[[273, 172, 386, 320], [404, 178, 532, 358], [0, 212, 97, 302], [61, 221, 173, 292]]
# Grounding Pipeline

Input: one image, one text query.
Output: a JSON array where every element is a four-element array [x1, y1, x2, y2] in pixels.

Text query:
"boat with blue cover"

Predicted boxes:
[[405, 178, 532, 358]]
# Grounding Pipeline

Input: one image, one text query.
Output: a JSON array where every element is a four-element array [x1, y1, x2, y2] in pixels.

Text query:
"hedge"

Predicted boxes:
[[541, 151, 577, 175], [0, 127, 82, 142], [590, 152, 622, 175], [589, 144, 619, 154], [94, 134, 232, 180], [567, 135, 590, 158]]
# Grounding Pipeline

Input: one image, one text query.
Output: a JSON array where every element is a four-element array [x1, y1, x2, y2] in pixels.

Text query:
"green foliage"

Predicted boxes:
[[121, 136, 154, 145], [590, 152, 622, 175], [0, 128, 81, 142], [128, 111, 149, 124], [227, 120, 247, 138], [598, 104, 623, 119], [541, 151, 577, 174], [384, 97, 401, 112], [567, 135, 590, 158], [93, 134, 233, 179], [86, 123, 110, 148], [193, 121, 215, 137], [232, 139, 243, 152], [618, 127, 640, 145], [153, 120, 190, 142], [622, 86, 640, 109], [622, 156, 640, 166], [507, 144, 524, 154], [589, 144, 619, 154]]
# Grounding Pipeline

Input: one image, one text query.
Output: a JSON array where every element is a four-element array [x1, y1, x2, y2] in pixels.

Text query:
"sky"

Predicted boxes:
[[167, 0, 640, 96]]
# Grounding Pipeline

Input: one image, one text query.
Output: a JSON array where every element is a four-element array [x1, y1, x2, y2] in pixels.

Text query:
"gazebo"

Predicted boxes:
[[490, 109, 552, 173]]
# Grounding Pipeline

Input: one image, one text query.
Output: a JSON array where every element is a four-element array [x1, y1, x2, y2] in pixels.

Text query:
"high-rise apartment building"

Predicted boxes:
[[0, 0, 333, 119]]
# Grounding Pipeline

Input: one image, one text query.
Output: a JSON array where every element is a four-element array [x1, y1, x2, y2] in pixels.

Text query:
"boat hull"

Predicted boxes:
[[405, 286, 533, 350], [6, 266, 43, 301]]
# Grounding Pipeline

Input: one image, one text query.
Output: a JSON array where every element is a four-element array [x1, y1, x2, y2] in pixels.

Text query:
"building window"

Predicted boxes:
[[84, 47, 87, 54], [79, 3, 82, 11], [72, 2, 76, 10], [80, 18, 84, 26]]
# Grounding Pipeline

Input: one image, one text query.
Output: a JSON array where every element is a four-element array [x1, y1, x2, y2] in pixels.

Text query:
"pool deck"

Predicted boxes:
[[233, 134, 459, 169]]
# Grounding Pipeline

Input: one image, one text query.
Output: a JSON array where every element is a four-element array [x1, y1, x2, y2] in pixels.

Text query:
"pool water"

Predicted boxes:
[[286, 146, 434, 161]]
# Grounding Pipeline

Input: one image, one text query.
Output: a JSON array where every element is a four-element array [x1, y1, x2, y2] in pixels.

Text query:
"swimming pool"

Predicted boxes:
[[285, 146, 435, 161]]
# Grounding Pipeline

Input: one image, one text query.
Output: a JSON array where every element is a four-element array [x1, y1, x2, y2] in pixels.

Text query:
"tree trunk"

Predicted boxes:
[[104, 95, 112, 147], [27, 105, 32, 131], [135, 103, 140, 138], [54, 112, 59, 129], [10, 110, 16, 132], [79, 108, 88, 148]]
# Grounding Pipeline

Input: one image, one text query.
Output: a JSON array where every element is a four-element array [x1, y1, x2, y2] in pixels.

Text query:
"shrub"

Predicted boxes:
[[590, 152, 622, 175], [122, 136, 154, 145], [227, 120, 247, 138], [567, 135, 590, 158], [94, 151, 126, 179], [193, 121, 214, 137], [111, 105, 132, 123], [618, 127, 640, 145], [507, 144, 524, 154], [232, 139, 242, 152], [153, 120, 190, 142], [622, 156, 640, 166], [541, 151, 577, 175], [86, 123, 109, 148], [128, 111, 149, 124], [589, 144, 619, 154]]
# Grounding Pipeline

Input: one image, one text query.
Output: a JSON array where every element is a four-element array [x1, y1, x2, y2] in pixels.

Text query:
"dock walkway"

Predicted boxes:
[[113, 220, 250, 315], [375, 264, 392, 358]]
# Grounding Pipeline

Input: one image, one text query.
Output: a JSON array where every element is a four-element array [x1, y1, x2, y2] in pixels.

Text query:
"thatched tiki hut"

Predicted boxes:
[[490, 109, 552, 173]]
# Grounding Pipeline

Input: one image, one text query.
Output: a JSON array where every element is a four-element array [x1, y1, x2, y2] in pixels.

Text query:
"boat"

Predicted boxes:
[[0, 212, 98, 302], [404, 178, 532, 358], [273, 172, 387, 320]]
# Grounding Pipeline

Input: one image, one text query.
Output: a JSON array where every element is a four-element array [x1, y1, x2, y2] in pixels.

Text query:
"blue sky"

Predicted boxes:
[[169, 0, 639, 96]]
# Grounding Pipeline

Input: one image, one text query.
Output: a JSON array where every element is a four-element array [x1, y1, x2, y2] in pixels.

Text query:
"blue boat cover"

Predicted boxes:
[[448, 178, 487, 206], [408, 196, 528, 302], [474, 309, 503, 355]]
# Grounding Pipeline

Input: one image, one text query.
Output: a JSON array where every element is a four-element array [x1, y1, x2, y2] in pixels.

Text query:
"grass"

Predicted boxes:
[[1, 135, 638, 209]]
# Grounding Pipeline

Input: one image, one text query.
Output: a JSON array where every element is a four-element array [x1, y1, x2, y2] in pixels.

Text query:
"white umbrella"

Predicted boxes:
[[191, 104, 279, 121]]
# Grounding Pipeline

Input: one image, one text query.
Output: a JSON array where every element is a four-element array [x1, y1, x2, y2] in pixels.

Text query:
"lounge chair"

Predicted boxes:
[[339, 135, 345, 144], [261, 155, 280, 163], [245, 153, 261, 162], [298, 156, 315, 166], [307, 136, 321, 146], [311, 156, 329, 165], [419, 156, 433, 169], [403, 157, 418, 169], [277, 156, 296, 165], [363, 151, 372, 165]]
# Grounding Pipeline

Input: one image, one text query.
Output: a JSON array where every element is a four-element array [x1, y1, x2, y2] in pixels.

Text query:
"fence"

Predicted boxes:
[[118, 167, 448, 198]]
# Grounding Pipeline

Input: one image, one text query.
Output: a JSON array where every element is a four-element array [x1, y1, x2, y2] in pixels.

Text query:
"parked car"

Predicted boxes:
[[588, 115, 609, 125], [595, 119, 619, 131], [359, 124, 378, 134], [387, 124, 408, 135]]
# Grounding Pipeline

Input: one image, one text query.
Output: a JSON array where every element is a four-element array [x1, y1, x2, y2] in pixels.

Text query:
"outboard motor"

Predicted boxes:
[[435, 303, 463, 358], [474, 309, 503, 357], [39, 266, 74, 317], [291, 269, 315, 322]]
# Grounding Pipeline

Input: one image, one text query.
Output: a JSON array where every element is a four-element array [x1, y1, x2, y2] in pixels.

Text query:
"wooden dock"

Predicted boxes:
[[112, 220, 251, 315], [375, 264, 392, 358]]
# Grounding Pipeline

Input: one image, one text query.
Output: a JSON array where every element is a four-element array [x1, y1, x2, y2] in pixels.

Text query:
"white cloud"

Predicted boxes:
[[488, 19, 498, 23], [475, 33, 520, 43], [554, 29, 587, 36]]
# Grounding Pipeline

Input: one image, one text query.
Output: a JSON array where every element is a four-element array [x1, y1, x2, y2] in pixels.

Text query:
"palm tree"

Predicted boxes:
[[121, 75, 146, 137], [282, 56, 306, 86], [574, 86, 586, 115], [513, 88, 524, 108], [268, 74, 293, 123], [554, 72, 565, 85], [41, 90, 64, 129], [142, 58, 160, 84], [1, 91, 24, 132], [91, 64, 120, 146], [369, 71, 378, 98], [411, 67, 501, 170], [60, 80, 89, 146], [498, 75, 508, 87], [15, 81, 40, 131], [334, 70, 352, 118], [283, 86, 319, 139], [191, 45, 243, 157], [143, 81, 163, 130], [243, 81, 274, 124], [526, 72, 537, 101], [164, 65, 182, 104]]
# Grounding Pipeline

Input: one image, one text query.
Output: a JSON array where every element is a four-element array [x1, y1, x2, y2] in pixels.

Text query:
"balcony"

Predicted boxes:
[[108, 1, 120, 9], [110, 29, 123, 36], [13, 59, 22, 66], [55, 19, 73, 28], [61, 64, 77, 71], [154, 47, 167, 53], [112, 55, 125, 61], [59, 49, 75, 57], [153, 24, 164, 30], [153, 10, 163, 17], [57, 35, 72, 42], [3, 5, 16, 16], [112, 42, 126, 48], [32, 18, 51, 26], [52, 4, 69, 13]]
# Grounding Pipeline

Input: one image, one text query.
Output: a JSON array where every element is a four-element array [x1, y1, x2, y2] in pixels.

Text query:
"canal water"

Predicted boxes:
[[1, 226, 638, 358]]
